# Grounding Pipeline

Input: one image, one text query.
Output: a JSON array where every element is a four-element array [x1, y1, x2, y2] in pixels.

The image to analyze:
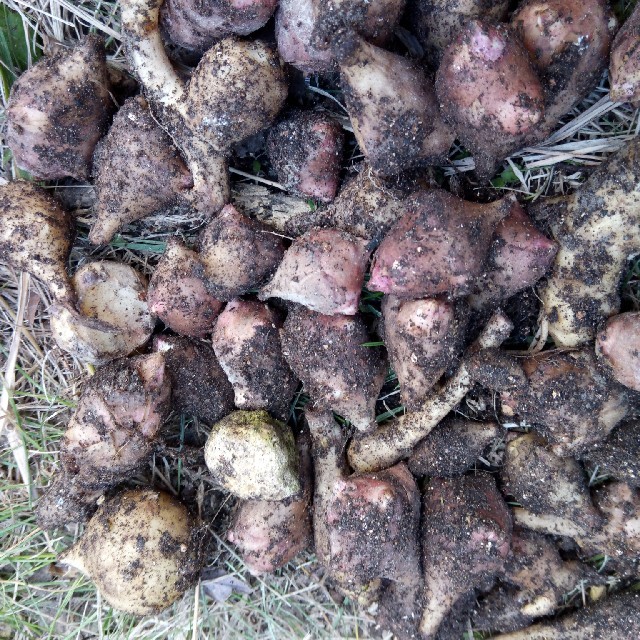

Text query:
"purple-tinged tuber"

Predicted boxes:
[[595, 312, 640, 392], [609, 2, 640, 102], [6, 35, 113, 181]]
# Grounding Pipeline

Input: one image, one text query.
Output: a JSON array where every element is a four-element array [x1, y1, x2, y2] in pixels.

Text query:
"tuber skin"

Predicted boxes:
[[153, 335, 234, 424], [50, 261, 156, 365], [6, 35, 113, 181], [473, 529, 605, 634], [59, 488, 202, 615], [535, 138, 640, 347], [381, 296, 463, 410], [259, 228, 369, 316], [90, 96, 193, 246], [408, 0, 510, 65], [275, 0, 334, 73], [584, 420, 640, 488], [148, 238, 224, 338], [609, 2, 640, 103], [204, 410, 300, 500], [369, 190, 511, 298], [285, 165, 406, 249], [407, 418, 499, 477], [338, 37, 455, 177], [267, 111, 344, 203], [61, 353, 171, 486], [280, 306, 387, 433], [0, 181, 75, 305], [160, 0, 277, 54], [596, 312, 640, 392], [419, 474, 512, 639], [435, 20, 545, 182], [502, 433, 602, 540], [211, 299, 298, 420], [307, 411, 421, 602], [469, 198, 557, 309], [512, 0, 616, 141], [490, 592, 640, 640], [227, 430, 313, 574], [198, 204, 286, 300], [121, 0, 288, 214], [36, 476, 105, 530], [348, 311, 513, 473]]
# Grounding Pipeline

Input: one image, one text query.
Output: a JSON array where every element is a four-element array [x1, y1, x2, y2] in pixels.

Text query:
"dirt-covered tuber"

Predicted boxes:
[[595, 312, 640, 391], [609, 2, 640, 103]]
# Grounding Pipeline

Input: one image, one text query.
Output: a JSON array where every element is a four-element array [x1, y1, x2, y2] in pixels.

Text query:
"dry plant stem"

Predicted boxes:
[[348, 311, 513, 473], [0, 271, 32, 491], [120, 0, 228, 213]]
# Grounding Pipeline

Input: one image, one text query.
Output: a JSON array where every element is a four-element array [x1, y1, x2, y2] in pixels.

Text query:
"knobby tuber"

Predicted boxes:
[[338, 36, 454, 177], [368, 190, 510, 298], [435, 20, 545, 181], [420, 474, 512, 639], [267, 111, 344, 203], [59, 488, 201, 615], [280, 306, 387, 433], [0, 181, 74, 305], [227, 430, 312, 574], [90, 96, 193, 245], [596, 312, 640, 392], [212, 299, 297, 420], [381, 296, 462, 410], [536, 138, 640, 347], [407, 418, 499, 477], [259, 228, 369, 316], [204, 410, 300, 500], [199, 204, 286, 300], [609, 2, 640, 102], [148, 238, 224, 337], [153, 335, 234, 424], [6, 35, 113, 181], [50, 261, 155, 364], [348, 311, 512, 473]]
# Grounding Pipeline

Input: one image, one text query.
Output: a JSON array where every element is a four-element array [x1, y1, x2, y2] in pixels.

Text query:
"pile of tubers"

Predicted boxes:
[[2, 0, 640, 636]]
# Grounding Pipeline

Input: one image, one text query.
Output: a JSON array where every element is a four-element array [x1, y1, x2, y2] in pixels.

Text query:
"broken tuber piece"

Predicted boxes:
[[148, 238, 224, 337], [609, 2, 640, 102], [153, 335, 234, 424], [61, 352, 170, 486], [199, 204, 286, 300], [469, 198, 557, 309], [512, 0, 615, 140], [50, 261, 156, 365], [280, 306, 387, 433], [502, 433, 602, 539], [505, 350, 629, 456], [160, 0, 277, 53], [596, 312, 640, 392], [338, 36, 454, 177], [409, 0, 510, 65], [6, 35, 113, 181], [267, 111, 344, 203], [307, 411, 421, 602], [259, 228, 369, 316], [59, 488, 201, 615], [584, 420, 640, 488], [211, 299, 298, 420], [490, 592, 640, 639], [227, 430, 312, 574], [408, 418, 499, 477], [368, 190, 510, 298], [536, 138, 640, 347], [90, 96, 193, 246], [348, 311, 513, 473], [381, 296, 463, 410], [204, 410, 300, 500], [0, 181, 75, 305], [420, 474, 512, 639], [435, 20, 545, 182]]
